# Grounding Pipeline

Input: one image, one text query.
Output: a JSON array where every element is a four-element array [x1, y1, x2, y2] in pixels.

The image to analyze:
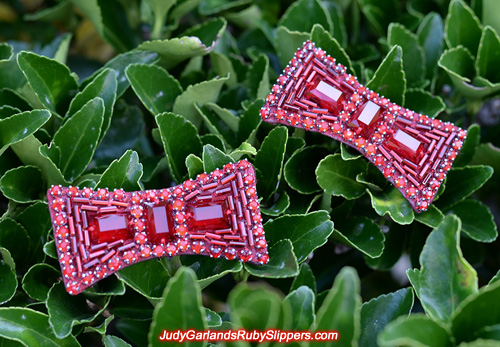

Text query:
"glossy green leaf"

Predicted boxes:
[[205, 103, 239, 134], [43, 240, 57, 259], [0, 43, 13, 64], [238, 99, 263, 144], [404, 89, 446, 118], [180, 255, 242, 289], [67, 68, 117, 143], [16, 201, 51, 263], [125, 64, 182, 115], [245, 54, 270, 100], [0, 258, 17, 305], [144, 0, 176, 39], [255, 126, 288, 200], [202, 144, 233, 172], [47, 281, 110, 338], [261, 191, 290, 216], [172, 75, 228, 127], [451, 280, 500, 344], [418, 12, 445, 79], [366, 45, 406, 105], [0, 106, 20, 119], [51, 98, 104, 181], [24, 1, 75, 25], [388, 23, 425, 85], [156, 112, 203, 182], [245, 239, 299, 278], [476, 26, 500, 84], [139, 17, 226, 69], [84, 314, 114, 336], [275, 26, 310, 68], [360, 288, 414, 347], [0, 218, 30, 266], [71, 0, 138, 52], [290, 263, 317, 295], [95, 150, 143, 191], [340, 142, 363, 161], [0, 165, 43, 203], [0, 89, 31, 111], [103, 335, 132, 347], [0, 247, 15, 272], [283, 286, 316, 330], [185, 154, 204, 179], [316, 154, 367, 200], [284, 146, 329, 194], [438, 46, 475, 83], [379, 314, 452, 347], [230, 142, 257, 161], [210, 51, 237, 86], [446, 199, 497, 243], [117, 259, 171, 299], [11, 135, 67, 186], [311, 267, 361, 346], [0, 307, 80, 347], [444, 0, 482, 55], [358, 0, 400, 37], [278, 0, 331, 33], [22, 264, 60, 302], [482, 0, 500, 35], [148, 267, 206, 347], [332, 216, 385, 258], [81, 50, 158, 98], [408, 215, 477, 322], [228, 283, 283, 331], [204, 308, 222, 328], [436, 165, 493, 209], [311, 24, 353, 74], [415, 204, 445, 228], [264, 210, 333, 263], [17, 51, 77, 115], [454, 124, 480, 168], [0, 109, 51, 156], [367, 186, 415, 225]]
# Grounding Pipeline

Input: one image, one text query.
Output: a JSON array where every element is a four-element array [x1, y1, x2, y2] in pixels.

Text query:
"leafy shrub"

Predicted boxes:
[[0, 0, 499, 346]]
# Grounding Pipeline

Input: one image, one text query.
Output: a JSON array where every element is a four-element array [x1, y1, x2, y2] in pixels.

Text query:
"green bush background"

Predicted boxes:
[[0, 0, 499, 346]]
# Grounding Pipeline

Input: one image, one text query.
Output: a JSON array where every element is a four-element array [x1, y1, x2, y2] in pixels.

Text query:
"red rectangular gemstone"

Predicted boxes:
[[146, 204, 175, 243], [187, 202, 230, 231], [386, 128, 427, 163], [89, 213, 131, 243], [347, 100, 382, 137], [306, 79, 344, 113]]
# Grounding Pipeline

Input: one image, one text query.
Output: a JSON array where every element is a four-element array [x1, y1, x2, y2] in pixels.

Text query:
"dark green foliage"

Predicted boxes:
[[0, 0, 499, 346]]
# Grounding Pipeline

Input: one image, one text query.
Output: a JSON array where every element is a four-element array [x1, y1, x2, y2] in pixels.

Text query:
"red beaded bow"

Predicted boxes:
[[47, 160, 268, 295], [260, 41, 466, 212]]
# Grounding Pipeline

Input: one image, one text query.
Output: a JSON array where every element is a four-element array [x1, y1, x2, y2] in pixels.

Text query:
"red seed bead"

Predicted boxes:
[[175, 213, 185, 223], [51, 199, 65, 212], [257, 253, 269, 264], [96, 188, 108, 200], [131, 193, 142, 205], [246, 187, 256, 197], [225, 248, 236, 260], [135, 233, 146, 245], [113, 189, 125, 201], [245, 175, 255, 184], [210, 246, 222, 258], [238, 160, 249, 170], [183, 180, 195, 190], [131, 207, 143, 219], [239, 249, 252, 262], [248, 200, 259, 210], [67, 186, 79, 197], [276, 109, 286, 120], [177, 239, 189, 251], [56, 226, 69, 239], [123, 252, 135, 264], [160, 189, 170, 200], [166, 244, 177, 255], [175, 225, 187, 236], [192, 242, 204, 254], [50, 185, 62, 197], [375, 156, 385, 166], [82, 187, 93, 198], [254, 227, 264, 237], [54, 214, 67, 226], [256, 239, 267, 248], [153, 245, 164, 257], [108, 257, 121, 270], [146, 190, 156, 201], [134, 219, 145, 232], [141, 247, 151, 258], [173, 200, 184, 209]]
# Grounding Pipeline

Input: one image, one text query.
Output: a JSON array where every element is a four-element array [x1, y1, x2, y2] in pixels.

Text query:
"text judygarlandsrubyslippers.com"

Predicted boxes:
[[158, 329, 340, 343]]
